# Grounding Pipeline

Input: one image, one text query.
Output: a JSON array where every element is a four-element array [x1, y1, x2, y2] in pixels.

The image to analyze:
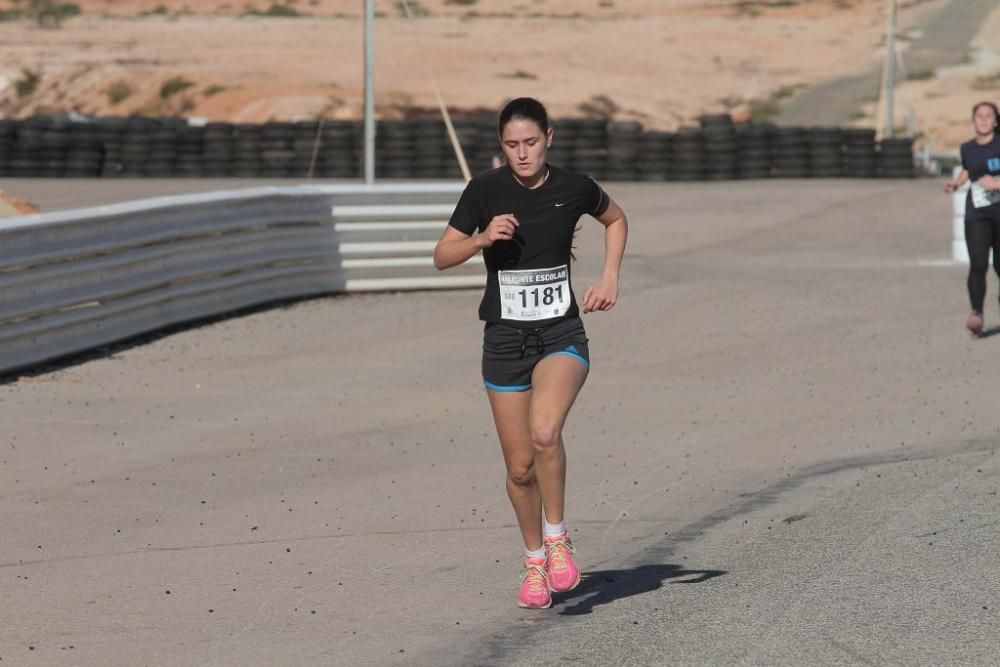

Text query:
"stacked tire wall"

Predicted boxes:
[[0, 114, 917, 180]]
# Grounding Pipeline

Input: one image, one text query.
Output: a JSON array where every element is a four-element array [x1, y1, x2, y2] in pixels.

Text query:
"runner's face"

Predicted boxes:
[[500, 118, 552, 181], [974, 105, 997, 137]]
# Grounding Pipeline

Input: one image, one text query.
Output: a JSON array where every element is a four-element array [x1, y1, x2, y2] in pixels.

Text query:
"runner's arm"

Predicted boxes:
[[944, 169, 969, 193], [434, 226, 486, 270], [434, 215, 519, 270], [581, 198, 628, 313]]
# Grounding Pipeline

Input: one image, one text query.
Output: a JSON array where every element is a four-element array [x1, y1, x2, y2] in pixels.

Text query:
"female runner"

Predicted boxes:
[[434, 97, 628, 608], [944, 101, 1000, 335]]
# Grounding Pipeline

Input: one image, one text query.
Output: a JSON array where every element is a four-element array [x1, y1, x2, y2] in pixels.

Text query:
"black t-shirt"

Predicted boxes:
[[960, 135, 1000, 212], [448, 164, 610, 327]]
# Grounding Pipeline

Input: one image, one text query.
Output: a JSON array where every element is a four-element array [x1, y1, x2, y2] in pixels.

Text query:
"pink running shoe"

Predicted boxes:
[[544, 532, 581, 593], [518, 557, 551, 609], [967, 311, 984, 336]]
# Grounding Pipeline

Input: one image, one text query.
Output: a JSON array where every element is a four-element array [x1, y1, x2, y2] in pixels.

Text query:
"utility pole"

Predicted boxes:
[[884, 0, 897, 138], [363, 0, 375, 183]]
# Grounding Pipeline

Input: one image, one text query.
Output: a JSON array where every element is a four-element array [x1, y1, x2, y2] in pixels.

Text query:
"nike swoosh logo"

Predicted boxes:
[[554, 202, 567, 207]]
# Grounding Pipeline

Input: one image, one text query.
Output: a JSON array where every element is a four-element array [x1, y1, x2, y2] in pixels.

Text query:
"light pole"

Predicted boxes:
[[884, 0, 897, 138], [363, 0, 375, 183]]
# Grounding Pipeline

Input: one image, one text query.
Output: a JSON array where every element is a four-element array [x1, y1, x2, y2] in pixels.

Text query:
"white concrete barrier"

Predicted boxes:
[[0, 183, 478, 375], [952, 165, 970, 264]]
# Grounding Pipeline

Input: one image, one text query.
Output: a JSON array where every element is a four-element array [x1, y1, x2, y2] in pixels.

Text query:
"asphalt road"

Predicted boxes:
[[1, 178, 997, 665]]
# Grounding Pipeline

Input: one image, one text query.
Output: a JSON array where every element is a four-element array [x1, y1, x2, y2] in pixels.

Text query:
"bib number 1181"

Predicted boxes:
[[519, 284, 564, 309], [498, 264, 571, 321]]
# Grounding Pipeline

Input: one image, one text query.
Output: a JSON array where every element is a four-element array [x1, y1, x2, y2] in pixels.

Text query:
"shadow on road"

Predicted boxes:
[[977, 326, 1000, 339], [555, 563, 726, 616]]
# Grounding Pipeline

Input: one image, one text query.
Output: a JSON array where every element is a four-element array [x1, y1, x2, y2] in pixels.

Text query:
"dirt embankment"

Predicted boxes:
[[865, 4, 1000, 153], [0, 0, 996, 151]]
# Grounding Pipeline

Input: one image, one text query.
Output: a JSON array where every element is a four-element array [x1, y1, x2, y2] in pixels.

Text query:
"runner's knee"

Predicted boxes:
[[969, 260, 989, 275], [530, 421, 562, 450], [507, 461, 536, 486]]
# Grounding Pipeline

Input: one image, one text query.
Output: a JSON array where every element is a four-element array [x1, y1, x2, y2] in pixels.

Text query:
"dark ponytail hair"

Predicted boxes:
[[498, 97, 550, 136], [972, 101, 1000, 130]]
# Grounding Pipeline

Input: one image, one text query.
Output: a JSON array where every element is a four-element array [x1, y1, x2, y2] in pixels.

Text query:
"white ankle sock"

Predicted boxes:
[[543, 517, 566, 537], [525, 546, 546, 560]]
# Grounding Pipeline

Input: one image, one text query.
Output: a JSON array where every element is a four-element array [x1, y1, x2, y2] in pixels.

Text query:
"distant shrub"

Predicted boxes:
[[106, 80, 133, 105], [244, 4, 302, 17], [396, 1, 429, 17], [160, 76, 196, 99], [972, 71, 1000, 90], [141, 4, 170, 16], [748, 98, 779, 123], [772, 83, 803, 100], [0, 0, 82, 22], [15, 68, 41, 98], [264, 4, 300, 16], [740, 83, 803, 122], [501, 70, 538, 80], [908, 68, 935, 81], [203, 85, 228, 97], [32, 1, 81, 27]]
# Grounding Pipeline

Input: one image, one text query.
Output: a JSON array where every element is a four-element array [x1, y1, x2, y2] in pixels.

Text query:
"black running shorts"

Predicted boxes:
[[482, 317, 590, 392]]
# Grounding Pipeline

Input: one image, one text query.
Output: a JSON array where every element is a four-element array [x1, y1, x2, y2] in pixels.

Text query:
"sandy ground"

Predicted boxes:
[[1, 178, 998, 664], [2, 0, 993, 152]]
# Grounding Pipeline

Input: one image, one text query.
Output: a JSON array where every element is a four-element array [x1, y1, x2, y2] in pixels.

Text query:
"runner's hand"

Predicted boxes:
[[944, 179, 958, 193], [980, 175, 1000, 192], [478, 214, 519, 248], [582, 277, 618, 313]]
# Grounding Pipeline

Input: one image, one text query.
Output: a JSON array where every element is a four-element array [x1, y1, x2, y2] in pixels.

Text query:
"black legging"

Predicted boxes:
[[965, 206, 1000, 313]]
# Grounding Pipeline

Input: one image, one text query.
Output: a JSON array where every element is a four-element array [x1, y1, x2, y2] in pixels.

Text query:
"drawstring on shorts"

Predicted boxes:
[[519, 328, 546, 359]]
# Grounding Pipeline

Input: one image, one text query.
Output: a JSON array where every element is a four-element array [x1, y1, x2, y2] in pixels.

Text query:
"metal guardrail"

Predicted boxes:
[[0, 183, 478, 375]]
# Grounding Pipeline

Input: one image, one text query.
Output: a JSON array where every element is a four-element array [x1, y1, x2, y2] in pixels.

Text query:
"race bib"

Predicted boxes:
[[499, 265, 571, 321], [971, 181, 1000, 209]]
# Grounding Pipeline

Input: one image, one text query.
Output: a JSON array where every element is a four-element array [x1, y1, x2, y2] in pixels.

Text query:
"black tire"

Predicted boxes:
[[232, 164, 262, 177], [810, 156, 843, 169], [261, 148, 295, 161], [704, 139, 738, 152], [635, 171, 667, 181], [740, 159, 771, 171], [637, 160, 671, 172], [845, 148, 875, 159], [773, 168, 809, 178], [605, 171, 639, 182], [699, 113, 732, 128]]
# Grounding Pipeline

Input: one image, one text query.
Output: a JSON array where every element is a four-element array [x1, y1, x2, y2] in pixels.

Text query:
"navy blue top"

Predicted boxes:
[[960, 135, 1000, 213]]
